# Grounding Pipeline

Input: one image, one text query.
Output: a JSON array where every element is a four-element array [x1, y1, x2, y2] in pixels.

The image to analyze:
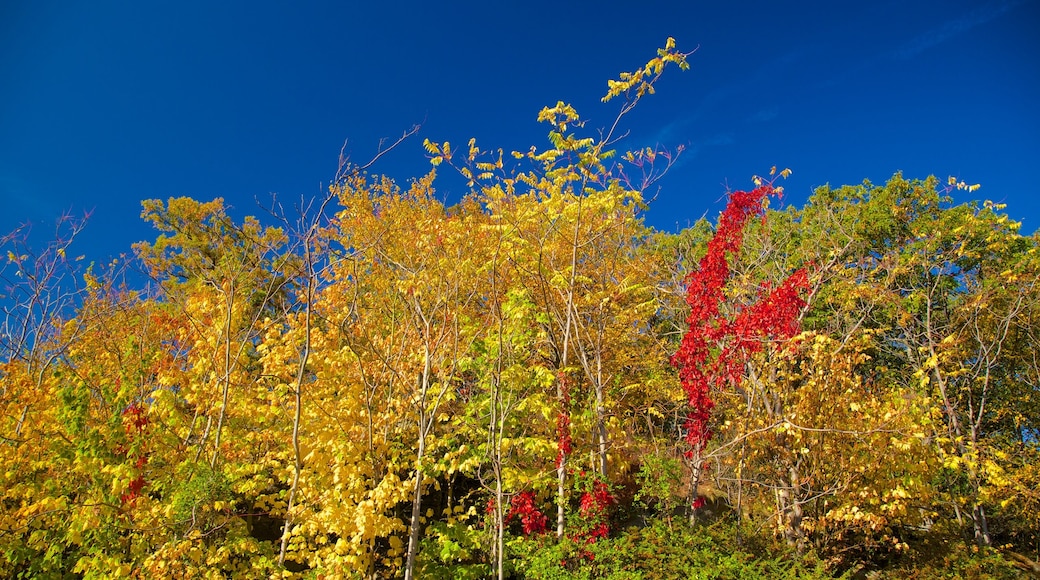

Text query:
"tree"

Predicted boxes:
[[135, 197, 290, 471], [670, 174, 810, 528], [428, 37, 692, 540], [879, 178, 1038, 547], [1, 213, 89, 442]]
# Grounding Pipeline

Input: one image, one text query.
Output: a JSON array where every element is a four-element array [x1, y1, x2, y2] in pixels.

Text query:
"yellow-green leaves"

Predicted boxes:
[[602, 37, 690, 103], [948, 175, 981, 193]]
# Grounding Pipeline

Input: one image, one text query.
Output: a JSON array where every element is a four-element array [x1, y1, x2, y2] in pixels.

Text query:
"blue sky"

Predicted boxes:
[[2, 0, 1038, 261]]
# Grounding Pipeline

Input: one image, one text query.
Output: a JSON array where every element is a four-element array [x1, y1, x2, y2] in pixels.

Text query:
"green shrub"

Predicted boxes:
[[508, 518, 842, 580]]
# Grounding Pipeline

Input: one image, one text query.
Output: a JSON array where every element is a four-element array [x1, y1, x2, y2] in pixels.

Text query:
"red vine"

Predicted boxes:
[[507, 491, 549, 536], [671, 184, 808, 508], [120, 403, 149, 506]]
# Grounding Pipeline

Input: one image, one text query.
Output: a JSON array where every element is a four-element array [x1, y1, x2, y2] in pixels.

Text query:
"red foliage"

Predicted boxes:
[[123, 403, 148, 433], [553, 475, 616, 563], [506, 491, 549, 535], [576, 479, 614, 543], [119, 403, 150, 506], [671, 184, 808, 495], [122, 476, 146, 505]]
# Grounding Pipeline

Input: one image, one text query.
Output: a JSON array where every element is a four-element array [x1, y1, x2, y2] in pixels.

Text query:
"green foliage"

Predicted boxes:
[[511, 519, 843, 580], [169, 462, 234, 533], [416, 520, 491, 579], [634, 454, 684, 518]]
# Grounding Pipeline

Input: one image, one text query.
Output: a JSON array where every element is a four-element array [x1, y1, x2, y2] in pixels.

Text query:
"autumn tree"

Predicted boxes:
[[5, 35, 1039, 579], [872, 177, 1040, 548], [427, 38, 692, 543], [135, 197, 290, 470], [698, 177, 929, 557], [670, 173, 810, 533]]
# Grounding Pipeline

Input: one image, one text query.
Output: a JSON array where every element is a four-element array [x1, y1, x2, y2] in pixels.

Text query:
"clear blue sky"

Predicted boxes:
[[2, 0, 1038, 261]]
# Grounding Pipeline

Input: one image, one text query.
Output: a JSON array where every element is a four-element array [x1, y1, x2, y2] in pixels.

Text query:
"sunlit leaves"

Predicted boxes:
[[602, 37, 691, 103], [3, 32, 1039, 577]]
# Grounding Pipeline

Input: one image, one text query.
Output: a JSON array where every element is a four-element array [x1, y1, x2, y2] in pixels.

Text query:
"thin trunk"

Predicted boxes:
[[14, 404, 29, 438], [487, 346, 505, 578], [556, 195, 583, 538], [769, 413, 805, 553], [972, 504, 992, 547], [404, 434, 426, 580], [492, 323, 505, 579], [952, 500, 965, 527], [211, 283, 235, 468], [925, 296, 992, 547], [735, 446, 744, 543], [573, 313, 609, 480], [404, 345, 433, 580], [557, 452, 567, 538], [193, 415, 213, 465], [479, 374, 506, 573], [489, 241, 506, 580], [782, 465, 805, 553], [688, 455, 702, 526], [279, 244, 314, 565], [595, 352, 607, 478], [776, 485, 792, 542], [495, 459, 505, 580]]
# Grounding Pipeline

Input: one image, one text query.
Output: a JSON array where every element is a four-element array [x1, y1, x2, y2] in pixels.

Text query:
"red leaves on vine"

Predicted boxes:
[[576, 479, 614, 543], [120, 403, 150, 506], [489, 491, 549, 536], [557, 474, 615, 563], [671, 185, 808, 456], [506, 491, 549, 535]]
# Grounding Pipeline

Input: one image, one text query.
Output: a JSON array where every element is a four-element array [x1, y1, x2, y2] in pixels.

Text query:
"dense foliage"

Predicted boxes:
[[2, 40, 1038, 579]]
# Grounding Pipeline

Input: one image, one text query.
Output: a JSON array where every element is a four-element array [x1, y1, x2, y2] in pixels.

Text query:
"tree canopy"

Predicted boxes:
[[2, 39, 1038, 579]]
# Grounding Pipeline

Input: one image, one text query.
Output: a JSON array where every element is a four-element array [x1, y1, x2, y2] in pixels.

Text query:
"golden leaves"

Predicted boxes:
[[948, 175, 981, 193], [602, 37, 690, 103]]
